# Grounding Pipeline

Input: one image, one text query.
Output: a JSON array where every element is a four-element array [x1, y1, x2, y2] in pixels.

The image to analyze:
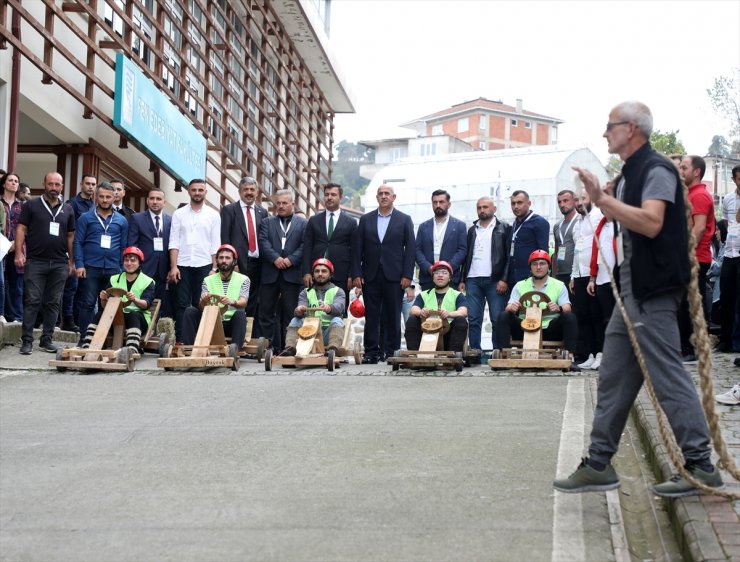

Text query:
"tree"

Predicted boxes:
[[707, 135, 730, 158], [649, 129, 685, 156], [707, 70, 740, 139]]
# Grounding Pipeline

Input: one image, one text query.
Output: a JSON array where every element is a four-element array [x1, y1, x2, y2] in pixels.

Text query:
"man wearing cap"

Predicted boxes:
[[496, 250, 578, 366], [181, 244, 249, 348], [405, 261, 468, 352], [80, 246, 154, 353], [283, 258, 345, 355]]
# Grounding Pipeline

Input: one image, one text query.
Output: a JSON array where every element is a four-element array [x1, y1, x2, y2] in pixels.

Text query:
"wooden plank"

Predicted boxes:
[[488, 359, 572, 369], [156, 357, 233, 368], [192, 305, 221, 357], [143, 299, 161, 343], [419, 332, 440, 352], [49, 360, 128, 371]]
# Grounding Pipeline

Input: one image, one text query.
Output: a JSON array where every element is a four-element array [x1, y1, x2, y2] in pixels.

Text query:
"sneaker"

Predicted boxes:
[[278, 346, 296, 357], [652, 464, 724, 497], [0, 315, 6, 324], [590, 352, 603, 370], [569, 362, 582, 372], [577, 353, 595, 369], [39, 339, 58, 353], [361, 355, 379, 365], [716, 384, 740, 405], [553, 458, 620, 493], [19, 342, 32, 355], [734, 357, 740, 368], [61, 318, 79, 332], [681, 353, 698, 364]]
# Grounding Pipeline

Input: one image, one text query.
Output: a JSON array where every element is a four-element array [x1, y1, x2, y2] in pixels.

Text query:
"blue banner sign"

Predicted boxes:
[[113, 53, 206, 185]]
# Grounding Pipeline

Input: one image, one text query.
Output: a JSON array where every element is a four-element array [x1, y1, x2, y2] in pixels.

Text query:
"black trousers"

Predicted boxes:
[[404, 315, 468, 352], [174, 264, 212, 342], [243, 258, 262, 336], [496, 310, 578, 354], [678, 261, 710, 354], [22, 259, 68, 345], [571, 276, 604, 356], [363, 271, 403, 358], [719, 256, 740, 350], [182, 306, 247, 347], [259, 274, 301, 352]]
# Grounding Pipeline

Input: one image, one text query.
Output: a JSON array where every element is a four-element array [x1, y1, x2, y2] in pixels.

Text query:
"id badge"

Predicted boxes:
[[101, 234, 112, 249], [49, 222, 60, 237], [616, 232, 624, 266], [153, 237, 164, 252], [557, 247, 566, 261], [509, 242, 515, 257], [281, 236, 287, 250]]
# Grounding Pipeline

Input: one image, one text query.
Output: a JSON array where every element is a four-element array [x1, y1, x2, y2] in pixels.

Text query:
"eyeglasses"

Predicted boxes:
[[605, 121, 629, 131]]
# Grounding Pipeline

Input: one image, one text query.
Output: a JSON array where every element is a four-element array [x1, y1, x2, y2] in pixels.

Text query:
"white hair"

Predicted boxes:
[[615, 101, 653, 138]]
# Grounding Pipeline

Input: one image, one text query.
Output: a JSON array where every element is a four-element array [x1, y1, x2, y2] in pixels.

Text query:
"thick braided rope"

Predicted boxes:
[[591, 177, 739, 498]]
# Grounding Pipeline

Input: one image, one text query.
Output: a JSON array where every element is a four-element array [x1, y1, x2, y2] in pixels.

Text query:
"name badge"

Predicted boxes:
[[616, 232, 624, 266], [101, 235, 112, 249], [510, 242, 515, 256], [557, 247, 566, 261], [281, 237, 287, 250], [49, 222, 60, 237], [153, 237, 164, 252]]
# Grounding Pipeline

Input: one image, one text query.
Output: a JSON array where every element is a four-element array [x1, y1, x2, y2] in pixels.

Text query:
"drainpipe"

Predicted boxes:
[[7, 7, 21, 171]]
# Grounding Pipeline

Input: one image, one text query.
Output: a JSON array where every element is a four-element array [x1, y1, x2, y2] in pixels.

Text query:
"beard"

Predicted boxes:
[[218, 263, 235, 274]]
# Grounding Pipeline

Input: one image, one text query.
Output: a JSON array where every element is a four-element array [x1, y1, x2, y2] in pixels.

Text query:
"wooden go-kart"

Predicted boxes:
[[49, 288, 140, 372], [239, 317, 269, 362], [264, 307, 340, 372], [386, 310, 464, 372], [488, 291, 571, 371], [156, 296, 240, 372]]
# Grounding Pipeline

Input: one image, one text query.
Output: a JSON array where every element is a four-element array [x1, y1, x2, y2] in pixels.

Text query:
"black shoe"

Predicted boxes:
[[734, 357, 740, 368], [362, 355, 379, 365], [39, 339, 58, 353], [19, 342, 32, 355], [714, 343, 730, 353], [61, 318, 79, 332], [278, 346, 296, 357], [569, 362, 581, 372], [681, 353, 698, 364]]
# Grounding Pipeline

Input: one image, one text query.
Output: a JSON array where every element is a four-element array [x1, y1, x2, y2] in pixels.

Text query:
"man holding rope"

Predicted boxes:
[[553, 101, 723, 497]]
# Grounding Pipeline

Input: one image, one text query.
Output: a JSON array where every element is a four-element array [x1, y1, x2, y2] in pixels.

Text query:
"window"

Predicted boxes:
[[511, 119, 518, 127], [389, 147, 405, 162], [479, 115, 487, 130], [551, 126, 558, 144], [458, 117, 469, 133], [420, 143, 436, 157], [431, 124, 443, 135], [524, 121, 532, 129], [479, 141, 486, 150]]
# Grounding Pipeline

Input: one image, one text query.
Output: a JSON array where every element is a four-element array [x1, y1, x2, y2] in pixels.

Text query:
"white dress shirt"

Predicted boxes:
[[169, 203, 221, 267]]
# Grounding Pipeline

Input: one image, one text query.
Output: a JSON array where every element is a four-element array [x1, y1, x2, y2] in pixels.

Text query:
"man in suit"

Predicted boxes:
[[301, 182, 357, 305], [110, 179, 135, 222], [258, 189, 306, 352], [415, 189, 467, 291], [220, 177, 268, 331], [129, 188, 173, 317], [352, 184, 415, 363]]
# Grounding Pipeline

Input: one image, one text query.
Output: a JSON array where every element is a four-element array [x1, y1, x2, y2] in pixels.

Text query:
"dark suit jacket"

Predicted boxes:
[[415, 215, 468, 286], [301, 210, 358, 285], [115, 205, 135, 223], [258, 214, 307, 285], [129, 211, 171, 281], [352, 209, 415, 283], [220, 201, 268, 274]]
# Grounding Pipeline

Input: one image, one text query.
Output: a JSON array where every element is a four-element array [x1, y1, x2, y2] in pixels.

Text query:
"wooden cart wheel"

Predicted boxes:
[[55, 348, 67, 372], [228, 343, 240, 371], [256, 337, 265, 363], [353, 337, 363, 365], [118, 347, 134, 372], [491, 349, 501, 359], [158, 332, 168, 353], [264, 349, 273, 372], [518, 290, 551, 309], [561, 349, 570, 360], [160, 343, 172, 359], [454, 351, 464, 373], [327, 349, 336, 372]]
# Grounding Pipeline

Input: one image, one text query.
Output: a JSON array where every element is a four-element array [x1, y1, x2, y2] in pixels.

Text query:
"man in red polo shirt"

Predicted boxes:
[[678, 154, 715, 362]]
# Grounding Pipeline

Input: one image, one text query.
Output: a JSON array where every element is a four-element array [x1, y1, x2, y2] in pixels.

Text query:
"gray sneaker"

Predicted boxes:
[[38, 339, 58, 353], [553, 458, 620, 493], [652, 464, 724, 498]]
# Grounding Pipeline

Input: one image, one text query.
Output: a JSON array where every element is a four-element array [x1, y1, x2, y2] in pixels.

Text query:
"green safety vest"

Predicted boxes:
[[421, 287, 461, 313], [307, 286, 339, 327], [513, 276, 565, 329], [109, 271, 155, 326], [205, 271, 247, 321]]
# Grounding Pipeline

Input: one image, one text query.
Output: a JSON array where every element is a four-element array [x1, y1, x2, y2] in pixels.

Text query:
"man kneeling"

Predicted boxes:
[[181, 244, 249, 347], [405, 261, 468, 352], [496, 250, 579, 368], [283, 259, 345, 355], [81, 246, 155, 353]]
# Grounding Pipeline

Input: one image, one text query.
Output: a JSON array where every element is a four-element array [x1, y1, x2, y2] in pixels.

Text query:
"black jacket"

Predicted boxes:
[[461, 217, 512, 283]]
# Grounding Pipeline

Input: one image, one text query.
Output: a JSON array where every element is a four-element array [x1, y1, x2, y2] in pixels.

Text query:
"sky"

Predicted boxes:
[[327, 0, 740, 163]]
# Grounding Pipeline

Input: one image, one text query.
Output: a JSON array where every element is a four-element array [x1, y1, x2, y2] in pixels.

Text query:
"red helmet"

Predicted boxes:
[[217, 244, 238, 260], [312, 258, 334, 274], [431, 260, 453, 275], [528, 249, 551, 266], [349, 298, 365, 318], [122, 246, 145, 263]]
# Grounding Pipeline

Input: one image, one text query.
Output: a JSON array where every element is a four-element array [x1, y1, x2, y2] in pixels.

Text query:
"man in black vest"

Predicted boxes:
[[553, 101, 722, 498]]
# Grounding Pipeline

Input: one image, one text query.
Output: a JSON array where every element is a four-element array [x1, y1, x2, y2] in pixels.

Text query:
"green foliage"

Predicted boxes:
[[649, 129, 685, 156], [707, 135, 731, 158], [707, 70, 740, 139], [606, 155, 623, 177], [320, 140, 375, 209]]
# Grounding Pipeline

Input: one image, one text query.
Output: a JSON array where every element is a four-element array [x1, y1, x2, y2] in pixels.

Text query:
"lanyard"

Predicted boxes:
[[95, 211, 112, 234], [558, 217, 576, 245], [41, 198, 63, 222], [512, 211, 534, 243], [279, 218, 292, 237]]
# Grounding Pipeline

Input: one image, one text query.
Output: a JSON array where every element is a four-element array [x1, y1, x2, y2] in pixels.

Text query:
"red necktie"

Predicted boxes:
[[246, 205, 257, 253]]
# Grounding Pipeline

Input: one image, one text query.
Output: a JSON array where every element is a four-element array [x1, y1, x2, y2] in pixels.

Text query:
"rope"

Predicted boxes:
[[591, 176, 739, 499]]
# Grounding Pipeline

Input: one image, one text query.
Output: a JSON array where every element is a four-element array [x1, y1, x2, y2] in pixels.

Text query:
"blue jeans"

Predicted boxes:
[[466, 277, 508, 350], [6, 257, 23, 321], [77, 266, 120, 341]]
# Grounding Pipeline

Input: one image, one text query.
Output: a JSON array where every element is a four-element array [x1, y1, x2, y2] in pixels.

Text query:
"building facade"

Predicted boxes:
[[0, 0, 353, 213], [401, 97, 563, 151]]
